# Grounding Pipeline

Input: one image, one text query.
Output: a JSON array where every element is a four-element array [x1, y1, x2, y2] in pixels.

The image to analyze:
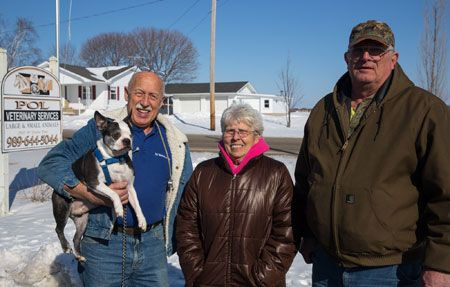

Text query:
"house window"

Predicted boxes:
[[161, 96, 173, 115], [110, 87, 117, 100], [264, 99, 270, 108], [82, 86, 90, 100]]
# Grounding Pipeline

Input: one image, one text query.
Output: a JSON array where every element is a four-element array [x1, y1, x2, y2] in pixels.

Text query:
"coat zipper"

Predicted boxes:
[[331, 147, 346, 260], [226, 173, 237, 286], [332, 105, 379, 261]]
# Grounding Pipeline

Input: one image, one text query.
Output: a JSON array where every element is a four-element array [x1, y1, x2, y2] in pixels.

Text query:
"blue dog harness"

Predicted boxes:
[[93, 147, 129, 185]]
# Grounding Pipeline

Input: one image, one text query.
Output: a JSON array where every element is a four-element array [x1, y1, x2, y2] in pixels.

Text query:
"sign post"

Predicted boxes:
[[0, 48, 8, 215], [0, 66, 61, 215]]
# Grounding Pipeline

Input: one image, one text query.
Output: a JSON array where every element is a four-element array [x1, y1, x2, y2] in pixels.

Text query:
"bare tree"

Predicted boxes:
[[78, 28, 197, 82], [419, 0, 448, 100], [0, 15, 7, 48], [80, 32, 133, 66], [49, 42, 79, 65], [61, 42, 78, 65], [130, 28, 198, 83], [277, 56, 302, 127], [2, 18, 42, 67]]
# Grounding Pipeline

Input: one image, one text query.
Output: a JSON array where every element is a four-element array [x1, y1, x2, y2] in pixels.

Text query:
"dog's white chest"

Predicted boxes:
[[96, 161, 133, 183], [108, 163, 133, 182]]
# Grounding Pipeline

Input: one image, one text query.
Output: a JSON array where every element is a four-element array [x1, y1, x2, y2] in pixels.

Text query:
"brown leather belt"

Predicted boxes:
[[113, 220, 163, 236]]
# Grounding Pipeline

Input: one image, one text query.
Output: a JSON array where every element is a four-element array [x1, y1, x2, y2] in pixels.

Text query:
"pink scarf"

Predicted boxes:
[[218, 138, 270, 175]]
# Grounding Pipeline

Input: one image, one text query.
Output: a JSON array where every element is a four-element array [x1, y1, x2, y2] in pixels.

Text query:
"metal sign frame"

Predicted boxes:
[[1, 66, 62, 153]]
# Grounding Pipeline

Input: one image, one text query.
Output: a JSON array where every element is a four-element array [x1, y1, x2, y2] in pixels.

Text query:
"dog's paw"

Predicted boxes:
[[63, 247, 73, 254], [76, 255, 86, 262], [114, 207, 124, 218], [138, 218, 147, 232]]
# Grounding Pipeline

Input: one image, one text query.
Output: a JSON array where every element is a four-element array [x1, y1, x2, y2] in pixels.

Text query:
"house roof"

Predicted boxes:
[[60, 63, 102, 81], [166, 81, 249, 94], [58, 64, 136, 82], [102, 66, 134, 80]]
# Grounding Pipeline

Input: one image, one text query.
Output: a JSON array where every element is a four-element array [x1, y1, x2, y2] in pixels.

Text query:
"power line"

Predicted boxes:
[[187, 13, 210, 35], [0, 0, 165, 35], [219, 0, 232, 7], [167, 0, 201, 30], [187, 0, 230, 35], [59, 0, 165, 24]]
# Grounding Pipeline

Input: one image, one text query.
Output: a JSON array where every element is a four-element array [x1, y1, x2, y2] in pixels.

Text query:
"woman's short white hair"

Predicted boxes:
[[220, 103, 264, 135]]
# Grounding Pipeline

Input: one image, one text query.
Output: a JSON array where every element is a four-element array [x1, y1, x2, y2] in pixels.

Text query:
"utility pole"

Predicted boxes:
[[209, 0, 216, 130], [55, 0, 60, 80]]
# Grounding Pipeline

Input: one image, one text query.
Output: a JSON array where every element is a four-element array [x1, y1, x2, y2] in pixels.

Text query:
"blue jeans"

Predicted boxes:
[[312, 247, 422, 287], [79, 224, 169, 287]]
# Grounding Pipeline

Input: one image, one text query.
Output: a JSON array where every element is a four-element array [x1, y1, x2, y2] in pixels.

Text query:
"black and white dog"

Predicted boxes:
[[52, 111, 147, 262]]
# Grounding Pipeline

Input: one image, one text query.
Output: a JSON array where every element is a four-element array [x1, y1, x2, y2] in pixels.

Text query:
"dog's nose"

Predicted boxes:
[[123, 138, 131, 147]]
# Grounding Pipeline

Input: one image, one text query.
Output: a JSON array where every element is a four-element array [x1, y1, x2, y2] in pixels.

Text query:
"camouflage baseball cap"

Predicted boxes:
[[348, 20, 395, 48]]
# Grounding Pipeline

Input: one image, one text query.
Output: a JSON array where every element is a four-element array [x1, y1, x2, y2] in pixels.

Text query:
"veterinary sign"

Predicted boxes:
[[1, 66, 61, 153]]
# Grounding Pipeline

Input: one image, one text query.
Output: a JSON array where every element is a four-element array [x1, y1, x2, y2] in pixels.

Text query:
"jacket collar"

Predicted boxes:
[[330, 64, 414, 138], [103, 107, 188, 144], [334, 64, 414, 108], [336, 71, 393, 107], [218, 137, 270, 175]]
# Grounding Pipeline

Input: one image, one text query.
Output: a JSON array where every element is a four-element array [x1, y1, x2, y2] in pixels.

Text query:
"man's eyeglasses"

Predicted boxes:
[[224, 128, 256, 138], [347, 46, 394, 61], [132, 90, 162, 101]]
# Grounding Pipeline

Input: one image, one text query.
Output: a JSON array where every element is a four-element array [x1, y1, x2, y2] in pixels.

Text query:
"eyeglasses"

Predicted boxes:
[[224, 128, 256, 138], [347, 46, 394, 61], [132, 90, 162, 102]]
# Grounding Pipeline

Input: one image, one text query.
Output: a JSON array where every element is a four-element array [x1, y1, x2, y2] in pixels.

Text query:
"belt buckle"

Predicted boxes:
[[123, 226, 138, 236], [116, 220, 162, 235], [115, 224, 139, 236]]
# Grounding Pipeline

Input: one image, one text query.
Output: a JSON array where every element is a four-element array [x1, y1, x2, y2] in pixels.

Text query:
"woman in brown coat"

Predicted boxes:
[[176, 103, 297, 287]]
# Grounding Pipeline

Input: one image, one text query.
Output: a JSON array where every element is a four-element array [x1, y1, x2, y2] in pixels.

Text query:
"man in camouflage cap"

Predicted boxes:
[[348, 20, 395, 48], [294, 19, 450, 286]]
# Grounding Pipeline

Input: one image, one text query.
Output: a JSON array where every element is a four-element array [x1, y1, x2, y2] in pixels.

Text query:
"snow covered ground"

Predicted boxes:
[[0, 110, 311, 286], [63, 109, 309, 138]]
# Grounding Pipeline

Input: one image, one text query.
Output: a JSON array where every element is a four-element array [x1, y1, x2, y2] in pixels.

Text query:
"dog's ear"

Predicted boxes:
[[94, 111, 108, 131], [123, 114, 132, 129]]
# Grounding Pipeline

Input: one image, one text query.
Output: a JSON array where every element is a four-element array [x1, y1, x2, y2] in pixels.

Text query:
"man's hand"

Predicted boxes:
[[65, 181, 129, 206], [299, 237, 317, 264], [422, 270, 450, 287], [109, 181, 129, 205]]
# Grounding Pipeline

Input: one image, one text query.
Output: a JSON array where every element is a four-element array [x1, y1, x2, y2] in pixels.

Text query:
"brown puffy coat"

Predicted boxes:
[[176, 155, 297, 287]]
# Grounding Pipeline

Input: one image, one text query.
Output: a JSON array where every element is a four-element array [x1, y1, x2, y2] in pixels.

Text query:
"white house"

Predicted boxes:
[[38, 62, 136, 112], [38, 63, 286, 115], [165, 82, 286, 114]]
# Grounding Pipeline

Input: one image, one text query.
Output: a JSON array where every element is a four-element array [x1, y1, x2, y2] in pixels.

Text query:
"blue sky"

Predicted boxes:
[[2, 0, 449, 107]]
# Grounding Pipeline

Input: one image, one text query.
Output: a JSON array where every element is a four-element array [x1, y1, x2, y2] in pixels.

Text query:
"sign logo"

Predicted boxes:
[[14, 72, 54, 95], [1, 66, 61, 153]]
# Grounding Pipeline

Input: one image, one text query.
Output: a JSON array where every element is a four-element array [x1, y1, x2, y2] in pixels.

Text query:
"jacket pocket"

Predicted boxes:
[[194, 262, 225, 286], [306, 181, 333, 246], [81, 235, 109, 247], [338, 186, 395, 254], [84, 206, 115, 239]]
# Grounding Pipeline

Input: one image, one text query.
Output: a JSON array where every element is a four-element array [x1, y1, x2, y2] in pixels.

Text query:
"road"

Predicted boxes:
[[186, 134, 301, 155], [63, 130, 302, 156]]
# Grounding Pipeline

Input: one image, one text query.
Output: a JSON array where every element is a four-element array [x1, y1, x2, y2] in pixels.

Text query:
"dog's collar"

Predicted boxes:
[[93, 147, 128, 185]]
